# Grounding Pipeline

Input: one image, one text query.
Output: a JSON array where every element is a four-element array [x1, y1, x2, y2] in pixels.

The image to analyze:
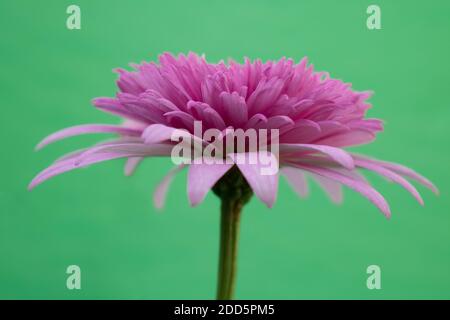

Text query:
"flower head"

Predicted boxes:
[[30, 52, 437, 217]]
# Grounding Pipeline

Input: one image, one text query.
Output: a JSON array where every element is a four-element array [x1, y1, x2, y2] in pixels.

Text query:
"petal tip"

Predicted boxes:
[[152, 195, 165, 210], [263, 198, 276, 208], [188, 199, 201, 207], [27, 177, 41, 191], [384, 208, 392, 219], [432, 187, 440, 196]]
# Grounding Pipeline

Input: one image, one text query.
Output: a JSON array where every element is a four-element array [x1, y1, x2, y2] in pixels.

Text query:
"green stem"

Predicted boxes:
[[216, 197, 242, 300], [213, 166, 252, 300]]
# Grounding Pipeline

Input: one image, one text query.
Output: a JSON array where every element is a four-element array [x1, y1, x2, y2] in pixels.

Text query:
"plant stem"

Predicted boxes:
[[213, 166, 252, 300], [216, 197, 243, 300]]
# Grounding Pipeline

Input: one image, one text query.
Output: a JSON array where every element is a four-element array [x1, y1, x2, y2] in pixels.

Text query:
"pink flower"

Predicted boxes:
[[29, 52, 437, 218]]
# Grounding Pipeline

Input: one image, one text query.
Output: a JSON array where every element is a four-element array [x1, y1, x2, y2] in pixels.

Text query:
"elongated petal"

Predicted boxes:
[[124, 157, 143, 176], [29, 152, 133, 190], [311, 173, 343, 203], [294, 164, 391, 218], [187, 101, 226, 130], [281, 167, 309, 198], [315, 120, 349, 139], [36, 124, 141, 150], [92, 97, 145, 121], [314, 129, 375, 147], [187, 163, 234, 206], [54, 148, 88, 163], [233, 152, 279, 208], [352, 154, 438, 194], [247, 77, 284, 114], [254, 115, 294, 130], [153, 164, 185, 209], [65, 137, 144, 161], [280, 143, 355, 169], [245, 113, 267, 129], [141, 124, 206, 160], [280, 119, 322, 143], [80, 142, 174, 157], [141, 124, 183, 144], [164, 111, 196, 131], [355, 158, 424, 205], [29, 143, 172, 189], [219, 91, 248, 127]]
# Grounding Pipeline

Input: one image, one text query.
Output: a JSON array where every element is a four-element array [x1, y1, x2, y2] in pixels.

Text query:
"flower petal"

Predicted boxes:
[[295, 164, 391, 218], [92, 97, 144, 121], [352, 154, 438, 195], [164, 111, 196, 132], [141, 124, 183, 144], [187, 163, 234, 206], [187, 100, 226, 130], [281, 167, 309, 198], [233, 152, 279, 208], [80, 142, 173, 157], [124, 157, 143, 176], [29, 143, 172, 189], [219, 91, 248, 127], [153, 164, 186, 209], [314, 129, 375, 147], [311, 173, 343, 203], [29, 152, 133, 190], [279, 119, 322, 143], [280, 143, 355, 169], [354, 158, 426, 204], [36, 124, 141, 150]]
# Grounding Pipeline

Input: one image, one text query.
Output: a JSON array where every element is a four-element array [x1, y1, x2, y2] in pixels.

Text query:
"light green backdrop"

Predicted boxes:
[[1, 0, 449, 299]]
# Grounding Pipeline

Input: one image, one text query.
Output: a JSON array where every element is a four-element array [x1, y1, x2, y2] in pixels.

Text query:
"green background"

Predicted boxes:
[[1, 0, 449, 299]]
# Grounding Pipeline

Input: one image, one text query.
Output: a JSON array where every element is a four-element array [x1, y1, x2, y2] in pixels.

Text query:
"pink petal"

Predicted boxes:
[[311, 173, 343, 203], [311, 120, 350, 142], [352, 154, 438, 195], [92, 97, 144, 121], [124, 157, 143, 176], [347, 119, 384, 132], [153, 164, 186, 209], [245, 113, 268, 129], [36, 124, 141, 150], [354, 159, 426, 204], [280, 119, 322, 143], [233, 152, 279, 208], [164, 111, 196, 132], [141, 124, 205, 153], [141, 124, 182, 144], [187, 163, 234, 206], [280, 143, 355, 169], [29, 143, 173, 190], [219, 92, 248, 127], [256, 115, 294, 131], [295, 164, 391, 218], [314, 129, 375, 147], [281, 167, 309, 198], [29, 152, 134, 190], [187, 100, 226, 130], [247, 77, 285, 114], [80, 142, 173, 157]]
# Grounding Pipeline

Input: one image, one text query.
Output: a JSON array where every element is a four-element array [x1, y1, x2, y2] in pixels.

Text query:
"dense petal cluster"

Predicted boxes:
[[30, 53, 437, 217]]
